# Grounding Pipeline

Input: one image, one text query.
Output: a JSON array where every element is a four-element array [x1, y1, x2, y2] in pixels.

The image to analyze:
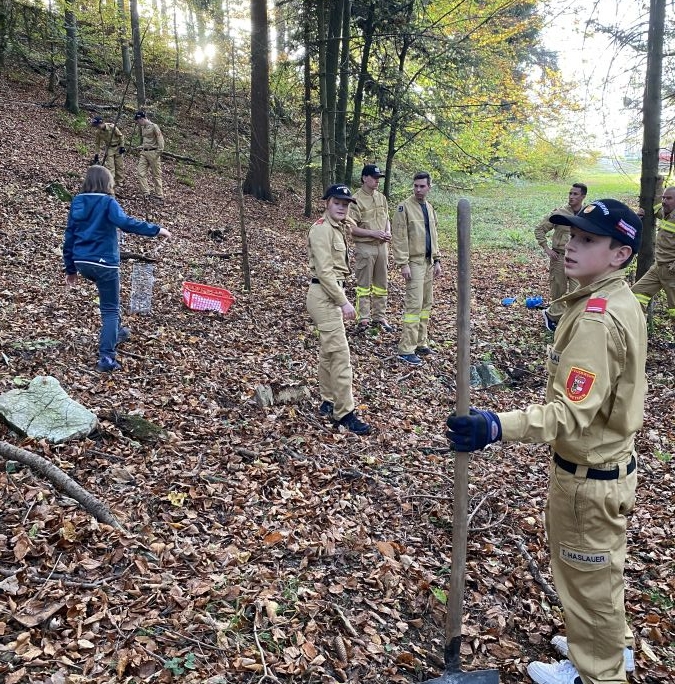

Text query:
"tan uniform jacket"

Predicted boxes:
[[534, 203, 576, 252], [654, 204, 675, 265], [391, 195, 440, 265], [308, 213, 351, 306], [95, 124, 124, 153], [350, 188, 390, 242], [139, 122, 165, 151], [499, 271, 647, 465]]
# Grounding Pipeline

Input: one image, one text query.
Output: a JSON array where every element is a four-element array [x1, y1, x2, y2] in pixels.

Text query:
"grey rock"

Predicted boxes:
[[0, 376, 97, 443]]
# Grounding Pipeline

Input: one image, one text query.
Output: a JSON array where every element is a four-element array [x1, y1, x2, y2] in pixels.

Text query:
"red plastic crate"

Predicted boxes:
[[182, 282, 235, 313]]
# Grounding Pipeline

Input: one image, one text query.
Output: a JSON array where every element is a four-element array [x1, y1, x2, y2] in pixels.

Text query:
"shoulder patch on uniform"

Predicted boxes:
[[315, 217, 325, 224], [397, 205, 404, 212], [565, 366, 596, 402], [585, 297, 608, 314]]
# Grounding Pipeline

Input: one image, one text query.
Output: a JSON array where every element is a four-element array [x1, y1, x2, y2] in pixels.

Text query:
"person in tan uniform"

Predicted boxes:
[[447, 199, 646, 684], [535, 183, 587, 331], [307, 184, 371, 435], [134, 111, 165, 201], [632, 186, 675, 326], [91, 116, 125, 188], [391, 171, 441, 366], [348, 164, 393, 332]]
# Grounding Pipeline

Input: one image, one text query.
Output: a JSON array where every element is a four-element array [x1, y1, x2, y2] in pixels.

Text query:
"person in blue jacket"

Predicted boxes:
[[63, 165, 171, 372]]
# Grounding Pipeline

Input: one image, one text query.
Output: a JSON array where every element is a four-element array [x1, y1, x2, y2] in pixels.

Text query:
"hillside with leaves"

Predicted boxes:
[[0, 76, 674, 684]]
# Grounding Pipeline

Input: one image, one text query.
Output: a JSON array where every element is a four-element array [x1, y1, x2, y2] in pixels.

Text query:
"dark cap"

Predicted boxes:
[[134, 110, 146, 120], [361, 164, 385, 178], [321, 184, 356, 203], [551, 199, 642, 252], [91, 116, 103, 126]]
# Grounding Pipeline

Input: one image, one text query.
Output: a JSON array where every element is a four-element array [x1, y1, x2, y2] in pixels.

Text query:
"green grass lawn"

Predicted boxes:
[[431, 168, 642, 252]]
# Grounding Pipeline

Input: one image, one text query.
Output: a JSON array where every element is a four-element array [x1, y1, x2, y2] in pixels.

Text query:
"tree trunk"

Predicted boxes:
[[117, 0, 131, 75], [384, 37, 411, 197], [334, 0, 350, 183], [637, 0, 666, 279], [130, 0, 145, 108], [345, 7, 374, 187], [322, 0, 342, 185], [0, 0, 13, 76], [243, 0, 273, 201], [274, 0, 287, 58], [228, 2, 252, 290], [303, 0, 313, 216], [64, 0, 78, 114]]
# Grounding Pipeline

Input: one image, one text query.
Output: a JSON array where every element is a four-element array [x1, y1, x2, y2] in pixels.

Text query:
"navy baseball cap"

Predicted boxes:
[[551, 198, 642, 252], [134, 110, 146, 120], [91, 116, 103, 126], [361, 164, 385, 178], [322, 184, 356, 203]]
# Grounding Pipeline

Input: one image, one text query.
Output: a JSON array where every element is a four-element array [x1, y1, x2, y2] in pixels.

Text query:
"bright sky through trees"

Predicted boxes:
[[541, 0, 645, 156]]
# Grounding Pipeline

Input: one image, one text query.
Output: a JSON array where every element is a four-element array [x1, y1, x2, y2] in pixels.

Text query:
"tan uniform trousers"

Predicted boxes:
[[546, 458, 636, 684], [632, 263, 675, 319], [354, 242, 388, 323], [138, 150, 163, 198], [306, 285, 354, 421], [548, 251, 575, 320], [103, 152, 124, 187], [398, 258, 433, 354]]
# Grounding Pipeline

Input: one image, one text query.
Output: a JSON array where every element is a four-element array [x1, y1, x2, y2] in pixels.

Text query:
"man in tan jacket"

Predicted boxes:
[[91, 116, 125, 188], [134, 111, 165, 201], [306, 184, 371, 435], [391, 172, 441, 366], [535, 182, 587, 331], [349, 164, 393, 332]]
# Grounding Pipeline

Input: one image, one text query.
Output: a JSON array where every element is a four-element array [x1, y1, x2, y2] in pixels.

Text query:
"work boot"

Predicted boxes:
[[550, 636, 634, 672], [337, 411, 371, 435], [96, 357, 121, 373], [355, 320, 371, 334], [526, 659, 581, 684], [415, 346, 436, 356], [319, 400, 334, 417], [397, 353, 423, 366]]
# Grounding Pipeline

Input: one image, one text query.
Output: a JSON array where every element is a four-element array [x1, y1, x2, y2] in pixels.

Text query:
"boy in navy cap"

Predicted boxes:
[[446, 199, 645, 684], [306, 184, 371, 435]]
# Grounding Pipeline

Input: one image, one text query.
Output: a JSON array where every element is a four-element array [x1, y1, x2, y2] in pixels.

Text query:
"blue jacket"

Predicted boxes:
[[63, 193, 160, 274]]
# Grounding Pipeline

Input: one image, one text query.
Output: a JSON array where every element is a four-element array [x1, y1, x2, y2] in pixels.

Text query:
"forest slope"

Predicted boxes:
[[0, 75, 673, 683]]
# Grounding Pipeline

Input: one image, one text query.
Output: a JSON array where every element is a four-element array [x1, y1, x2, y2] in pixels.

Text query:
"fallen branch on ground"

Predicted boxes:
[[0, 441, 125, 530]]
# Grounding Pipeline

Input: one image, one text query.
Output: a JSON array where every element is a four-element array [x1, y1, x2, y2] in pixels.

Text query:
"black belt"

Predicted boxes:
[[140, 147, 157, 151], [554, 453, 636, 480], [311, 277, 344, 287]]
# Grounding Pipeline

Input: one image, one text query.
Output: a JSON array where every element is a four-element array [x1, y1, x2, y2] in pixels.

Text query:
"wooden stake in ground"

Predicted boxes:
[[0, 441, 124, 530]]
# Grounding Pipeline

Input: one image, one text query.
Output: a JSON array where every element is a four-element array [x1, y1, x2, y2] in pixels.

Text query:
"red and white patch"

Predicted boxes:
[[565, 367, 596, 402], [585, 297, 607, 314]]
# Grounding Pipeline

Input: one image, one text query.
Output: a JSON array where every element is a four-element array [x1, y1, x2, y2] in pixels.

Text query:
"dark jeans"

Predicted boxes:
[[75, 262, 123, 359]]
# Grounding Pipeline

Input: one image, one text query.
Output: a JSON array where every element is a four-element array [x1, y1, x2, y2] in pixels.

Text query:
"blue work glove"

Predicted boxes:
[[119, 146, 126, 155], [446, 408, 502, 452]]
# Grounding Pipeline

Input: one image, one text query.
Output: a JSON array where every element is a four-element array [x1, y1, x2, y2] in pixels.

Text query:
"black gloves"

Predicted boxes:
[[93, 154, 100, 164], [446, 408, 502, 452], [119, 146, 126, 155]]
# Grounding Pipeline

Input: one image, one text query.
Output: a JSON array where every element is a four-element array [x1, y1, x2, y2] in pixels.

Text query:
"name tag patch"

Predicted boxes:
[[565, 366, 596, 402], [560, 546, 609, 566]]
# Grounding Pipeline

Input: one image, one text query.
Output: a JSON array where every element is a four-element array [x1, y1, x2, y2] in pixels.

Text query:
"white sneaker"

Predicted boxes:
[[551, 635, 635, 672], [527, 659, 581, 684]]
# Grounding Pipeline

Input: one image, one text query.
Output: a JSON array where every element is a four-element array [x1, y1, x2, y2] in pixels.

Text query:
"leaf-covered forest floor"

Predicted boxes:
[[0, 75, 673, 684]]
